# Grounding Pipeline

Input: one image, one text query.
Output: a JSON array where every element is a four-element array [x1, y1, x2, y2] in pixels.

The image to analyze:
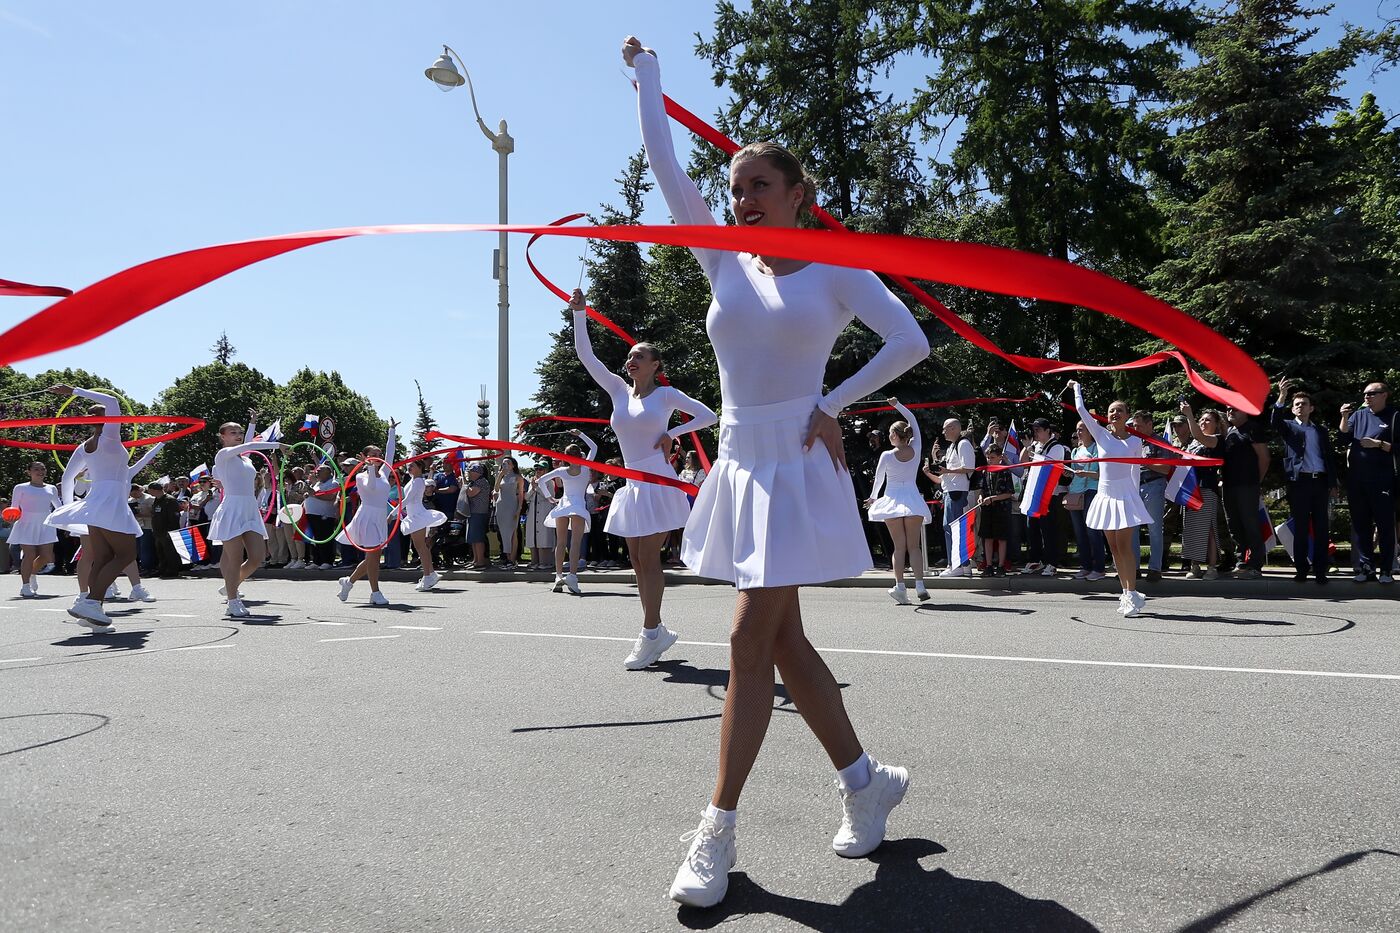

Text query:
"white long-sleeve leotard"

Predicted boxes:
[[1073, 385, 1140, 494], [573, 308, 718, 466], [537, 432, 599, 509], [634, 52, 929, 417], [869, 402, 923, 500], [213, 439, 283, 499]]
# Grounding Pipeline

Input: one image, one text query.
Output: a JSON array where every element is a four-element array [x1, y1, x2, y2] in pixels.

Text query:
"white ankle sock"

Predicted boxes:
[[837, 752, 872, 792], [704, 803, 736, 828], [642, 627, 659, 640]]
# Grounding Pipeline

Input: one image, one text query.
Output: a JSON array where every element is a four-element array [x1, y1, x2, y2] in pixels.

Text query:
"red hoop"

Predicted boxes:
[[340, 456, 403, 552], [0, 415, 205, 450]]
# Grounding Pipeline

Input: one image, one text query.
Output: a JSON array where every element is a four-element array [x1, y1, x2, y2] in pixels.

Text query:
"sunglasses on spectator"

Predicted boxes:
[[1364, 390, 1386, 397]]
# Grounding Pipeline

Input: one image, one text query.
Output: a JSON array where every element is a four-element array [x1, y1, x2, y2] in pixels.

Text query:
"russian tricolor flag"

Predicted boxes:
[[949, 508, 977, 568], [251, 419, 282, 444], [1020, 462, 1065, 518], [1165, 465, 1203, 510], [1274, 517, 1320, 562], [188, 463, 209, 482], [300, 414, 320, 434], [1258, 501, 1277, 551], [446, 448, 467, 476], [169, 526, 208, 564], [1005, 421, 1021, 457]]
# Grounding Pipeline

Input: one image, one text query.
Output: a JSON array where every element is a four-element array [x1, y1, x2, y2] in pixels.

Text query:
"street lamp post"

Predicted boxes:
[[425, 45, 514, 441]]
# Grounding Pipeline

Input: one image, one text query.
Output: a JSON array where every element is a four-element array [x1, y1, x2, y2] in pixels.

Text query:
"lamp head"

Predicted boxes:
[[425, 48, 465, 91]]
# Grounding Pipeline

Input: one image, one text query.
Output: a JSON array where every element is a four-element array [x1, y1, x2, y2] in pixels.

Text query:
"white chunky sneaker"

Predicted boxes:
[[105, 583, 122, 600], [552, 574, 565, 593], [218, 585, 245, 599], [565, 573, 581, 596], [226, 598, 250, 619], [1128, 590, 1146, 610], [19, 583, 34, 598], [915, 582, 930, 601], [1041, 565, 1057, 577], [337, 577, 353, 602], [286, 560, 304, 570], [369, 591, 389, 606], [831, 757, 910, 858], [66, 598, 114, 631], [624, 625, 679, 670], [418, 571, 440, 592], [128, 584, 155, 603], [669, 815, 737, 908], [888, 584, 909, 605]]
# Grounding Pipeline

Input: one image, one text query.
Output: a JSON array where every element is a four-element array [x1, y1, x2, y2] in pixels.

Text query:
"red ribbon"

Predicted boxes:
[[846, 395, 1044, 417], [0, 415, 205, 450], [513, 415, 612, 432], [426, 430, 700, 497], [0, 221, 1267, 415], [655, 92, 1257, 408], [0, 277, 72, 298]]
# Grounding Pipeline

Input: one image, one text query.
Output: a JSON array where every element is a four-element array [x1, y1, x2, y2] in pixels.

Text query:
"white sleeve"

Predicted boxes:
[[573, 310, 628, 396], [633, 52, 722, 278], [869, 453, 889, 501], [219, 441, 282, 460], [577, 432, 599, 462], [382, 426, 397, 478], [892, 401, 921, 457], [127, 442, 164, 479], [665, 387, 719, 439], [60, 448, 89, 504], [819, 270, 930, 417], [1074, 385, 1115, 450], [958, 439, 976, 474], [73, 387, 120, 416], [536, 470, 566, 501]]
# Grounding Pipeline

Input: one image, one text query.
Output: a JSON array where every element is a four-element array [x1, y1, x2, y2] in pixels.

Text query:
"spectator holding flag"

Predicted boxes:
[[1131, 411, 1174, 581], [149, 482, 185, 578], [978, 445, 1017, 576], [922, 416, 977, 578], [1338, 381, 1396, 584], [1180, 403, 1224, 579], [1271, 378, 1336, 583], [1018, 418, 1068, 576], [1066, 421, 1106, 581]]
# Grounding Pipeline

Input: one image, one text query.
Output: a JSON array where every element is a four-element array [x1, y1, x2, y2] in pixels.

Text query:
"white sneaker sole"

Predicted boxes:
[[888, 589, 909, 605], [669, 877, 730, 909], [625, 629, 679, 670], [833, 767, 910, 858]]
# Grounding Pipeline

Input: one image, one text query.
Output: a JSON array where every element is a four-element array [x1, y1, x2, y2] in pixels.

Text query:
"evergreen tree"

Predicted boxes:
[[210, 331, 236, 365], [1147, 0, 1393, 404], [411, 380, 439, 457]]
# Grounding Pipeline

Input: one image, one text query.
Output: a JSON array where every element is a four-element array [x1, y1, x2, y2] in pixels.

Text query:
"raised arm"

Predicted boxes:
[[820, 271, 930, 416], [575, 431, 599, 463], [127, 442, 164, 480], [382, 424, 397, 480], [59, 447, 89, 504], [665, 387, 719, 438], [72, 386, 120, 416], [630, 48, 723, 278], [1072, 383, 1114, 449], [218, 440, 282, 460], [573, 308, 628, 395], [891, 400, 922, 457]]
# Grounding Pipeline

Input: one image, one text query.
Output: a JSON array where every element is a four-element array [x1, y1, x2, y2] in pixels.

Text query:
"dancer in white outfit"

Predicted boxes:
[[535, 430, 598, 596], [337, 421, 399, 606], [400, 456, 447, 591], [1069, 381, 1153, 616], [864, 399, 932, 604], [56, 441, 164, 605], [570, 288, 719, 668], [625, 37, 930, 908], [210, 410, 285, 618], [43, 385, 145, 631], [9, 461, 61, 598]]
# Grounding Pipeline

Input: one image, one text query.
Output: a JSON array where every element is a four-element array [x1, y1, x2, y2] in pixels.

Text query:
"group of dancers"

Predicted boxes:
[[3, 34, 1172, 910]]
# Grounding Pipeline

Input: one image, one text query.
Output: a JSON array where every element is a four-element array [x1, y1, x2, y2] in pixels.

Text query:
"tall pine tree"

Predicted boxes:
[[411, 380, 439, 457], [1147, 0, 1393, 402]]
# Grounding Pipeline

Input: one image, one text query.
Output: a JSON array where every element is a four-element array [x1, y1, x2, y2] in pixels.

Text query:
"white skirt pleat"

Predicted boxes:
[[605, 453, 691, 538], [209, 494, 269, 544], [400, 505, 447, 535], [46, 480, 140, 537], [682, 395, 872, 590], [1086, 484, 1154, 531], [867, 482, 931, 523]]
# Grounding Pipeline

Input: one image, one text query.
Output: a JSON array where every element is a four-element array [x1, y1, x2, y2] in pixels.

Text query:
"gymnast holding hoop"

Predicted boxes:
[[337, 420, 400, 606], [209, 409, 288, 619]]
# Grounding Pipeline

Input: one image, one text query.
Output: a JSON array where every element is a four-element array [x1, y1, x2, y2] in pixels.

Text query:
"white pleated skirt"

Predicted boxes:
[[46, 480, 140, 537], [209, 494, 269, 544], [337, 503, 391, 550], [11, 513, 60, 545], [605, 452, 691, 538], [1087, 482, 1154, 531], [546, 496, 592, 530], [400, 504, 447, 535], [682, 395, 872, 590], [867, 481, 931, 523]]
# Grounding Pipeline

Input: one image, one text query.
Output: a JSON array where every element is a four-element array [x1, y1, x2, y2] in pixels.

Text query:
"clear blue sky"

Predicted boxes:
[[2, 1, 1395, 437]]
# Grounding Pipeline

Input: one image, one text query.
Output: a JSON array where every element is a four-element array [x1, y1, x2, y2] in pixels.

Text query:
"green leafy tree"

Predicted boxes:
[[154, 363, 278, 473], [906, 0, 1197, 372], [1147, 0, 1395, 407], [275, 368, 388, 464]]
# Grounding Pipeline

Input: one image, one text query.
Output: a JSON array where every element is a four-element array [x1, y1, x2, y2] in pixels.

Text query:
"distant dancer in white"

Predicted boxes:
[[9, 460, 61, 599], [209, 410, 285, 619], [1069, 381, 1153, 616], [570, 288, 718, 669], [626, 37, 930, 909], [337, 421, 399, 606], [42, 385, 144, 632], [400, 457, 447, 591], [534, 429, 599, 596], [864, 399, 931, 603]]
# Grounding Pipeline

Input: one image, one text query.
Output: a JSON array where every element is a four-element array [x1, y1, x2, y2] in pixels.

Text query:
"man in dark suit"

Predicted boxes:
[[1271, 379, 1337, 583]]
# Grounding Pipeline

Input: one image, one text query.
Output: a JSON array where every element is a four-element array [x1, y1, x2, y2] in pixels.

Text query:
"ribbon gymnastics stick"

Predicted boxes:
[[0, 222, 1268, 415]]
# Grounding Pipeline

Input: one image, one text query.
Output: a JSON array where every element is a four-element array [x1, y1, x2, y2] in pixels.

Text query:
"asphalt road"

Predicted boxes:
[[2, 576, 1397, 933]]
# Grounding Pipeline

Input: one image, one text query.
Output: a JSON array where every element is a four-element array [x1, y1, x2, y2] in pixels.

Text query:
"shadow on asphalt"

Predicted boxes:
[[676, 837, 1100, 932], [0, 712, 111, 758], [53, 630, 151, 651], [915, 603, 1035, 615]]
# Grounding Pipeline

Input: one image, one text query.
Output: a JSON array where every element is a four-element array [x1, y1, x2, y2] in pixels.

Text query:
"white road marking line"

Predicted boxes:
[[0, 605, 16, 610], [34, 608, 70, 613], [0, 657, 42, 663], [319, 635, 401, 643], [476, 630, 1400, 682], [157, 613, 199, 618], [172, 644, 236, 651], [389, 625, 442, 631]]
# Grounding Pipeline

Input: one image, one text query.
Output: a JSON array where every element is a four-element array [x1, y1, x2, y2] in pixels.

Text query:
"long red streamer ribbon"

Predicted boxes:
[[0, 415, 205, 450], [0, 277, 72, 298], [427, 430, 699, 497], [0, 223, 1267, 414], [656, 92, 1252, 405]]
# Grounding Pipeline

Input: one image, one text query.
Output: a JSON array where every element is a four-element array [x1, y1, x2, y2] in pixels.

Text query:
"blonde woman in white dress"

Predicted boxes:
[[534, 431, 598, 596], [9, 460, 61, 598], [209, 411, 286, 618], [864, 399, 932, 603], [336, 421, 399, 606], [400, 457, 447, 591], [626, 37, 930, 909]]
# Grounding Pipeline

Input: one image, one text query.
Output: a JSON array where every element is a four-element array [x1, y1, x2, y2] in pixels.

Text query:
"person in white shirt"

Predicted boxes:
[[1019, 418, 1069, 576], [626, 36, 928, 910], [921, 417, 977, 577]]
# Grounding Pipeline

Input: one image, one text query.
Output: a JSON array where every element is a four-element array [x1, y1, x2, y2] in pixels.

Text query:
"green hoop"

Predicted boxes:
[[278, 439, 346, 544]]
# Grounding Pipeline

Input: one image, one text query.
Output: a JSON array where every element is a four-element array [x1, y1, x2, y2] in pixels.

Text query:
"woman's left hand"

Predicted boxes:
[[655, 434, 676, 453], [805, 409, 846, 472]]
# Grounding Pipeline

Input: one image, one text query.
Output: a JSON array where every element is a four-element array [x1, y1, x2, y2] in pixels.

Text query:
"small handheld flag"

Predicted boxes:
[[948, 507, 977, 568], [300, 414, 320, 434], [1020, 461, 1065, 518], [169, 526, 208, 564], [251, 419, 282, 444], [1005, 420, 1021, 457], [1258, 501, 1278, 551], [188, 463, 209, 482], [1165, 465, 1203, 510]]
